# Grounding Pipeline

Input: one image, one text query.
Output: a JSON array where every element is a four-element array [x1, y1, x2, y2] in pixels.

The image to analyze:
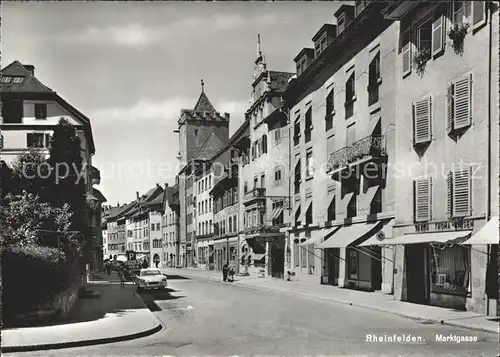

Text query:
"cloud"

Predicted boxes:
[[58, 13, 281, 48]]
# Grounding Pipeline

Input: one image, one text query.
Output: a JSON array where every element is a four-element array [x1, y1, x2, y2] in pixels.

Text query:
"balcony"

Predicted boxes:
[[327, 134, 387, 176], [244, 223, 281, 236], [244, 188, 266, 205]]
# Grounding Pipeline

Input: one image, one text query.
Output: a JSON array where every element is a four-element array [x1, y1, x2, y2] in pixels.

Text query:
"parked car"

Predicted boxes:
[[135, 268, 167, 291]]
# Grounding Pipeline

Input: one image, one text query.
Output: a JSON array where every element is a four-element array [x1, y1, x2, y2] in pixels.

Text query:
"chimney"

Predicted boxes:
[[224, 113, 230, 121], [23, 64, 35, 76], [117, 202, 120, 207], [136, 191, 140, 200], [156, 183, 160, 188]]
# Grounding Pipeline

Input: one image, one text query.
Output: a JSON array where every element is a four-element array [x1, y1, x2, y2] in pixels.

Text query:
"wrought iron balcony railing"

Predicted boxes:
[[327, 134, 387, 172], [244, 223, 281, 235], [244, 188, 266, 202]]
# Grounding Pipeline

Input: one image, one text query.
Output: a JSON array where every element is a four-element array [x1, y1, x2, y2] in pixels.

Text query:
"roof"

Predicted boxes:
[[269, 71, 295, 93], [0, 61, 54, 93], [145, 191, 164, 206], [107, 201, 137, 221], [1, 61, 96, 155], [193, 132, 226, 161], [294, 48, 315, 63], [193, 91, 216, 113], [312, 24, 337, 42], [92, 188, 107, 203]]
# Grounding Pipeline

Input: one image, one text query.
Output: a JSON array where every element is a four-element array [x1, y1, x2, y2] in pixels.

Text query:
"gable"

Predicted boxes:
[[193, 132, 226, 161]]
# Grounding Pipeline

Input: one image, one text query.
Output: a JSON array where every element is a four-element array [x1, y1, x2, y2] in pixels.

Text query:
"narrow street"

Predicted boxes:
[[9, 272, 497, 357]]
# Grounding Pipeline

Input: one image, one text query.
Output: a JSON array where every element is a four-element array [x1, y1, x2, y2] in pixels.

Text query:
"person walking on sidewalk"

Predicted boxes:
[[222, 263, 229, 282], [118, 269, 125, 288]]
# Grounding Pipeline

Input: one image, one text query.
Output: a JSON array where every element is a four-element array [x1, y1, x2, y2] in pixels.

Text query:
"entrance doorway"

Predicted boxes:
[[405, 244, 429, 305], [271, 244, 284, 279], [325, 248, 339, 285]]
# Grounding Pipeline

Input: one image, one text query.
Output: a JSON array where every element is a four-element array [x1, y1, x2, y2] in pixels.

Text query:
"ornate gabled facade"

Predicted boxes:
[[239, 35, 294, 279]]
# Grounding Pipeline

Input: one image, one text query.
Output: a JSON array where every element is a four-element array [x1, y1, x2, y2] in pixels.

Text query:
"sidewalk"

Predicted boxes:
[[2, 271, 162, 353], [164, 267, 499, 335]]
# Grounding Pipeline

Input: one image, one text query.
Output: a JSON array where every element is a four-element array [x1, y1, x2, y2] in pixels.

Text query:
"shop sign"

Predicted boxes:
[[256, 237, 277, 244], [414, 218, 474, 233]]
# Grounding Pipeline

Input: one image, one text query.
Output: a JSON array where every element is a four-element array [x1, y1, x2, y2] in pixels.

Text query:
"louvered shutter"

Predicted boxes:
[[402, 31, 412, 76], [453, 168, 471, 217], [453, 74, 472, 129], [446, 171, 453, 217], [446, 84, 454, 133], [413, 97, 432, 144], [472, 1, 486, 27], [0, 134, 3, 149], [432, 14, 445, 56], [414, 178, 431, 222]]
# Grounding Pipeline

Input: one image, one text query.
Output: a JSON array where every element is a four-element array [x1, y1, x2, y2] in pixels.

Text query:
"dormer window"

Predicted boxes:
[[355, 0, 367, 16], [12, 77, 24, 83], [1, 76, 12, 83]]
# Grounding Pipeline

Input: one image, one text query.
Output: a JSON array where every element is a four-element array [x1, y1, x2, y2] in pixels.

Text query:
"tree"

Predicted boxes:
[[9, 149, 52, 201], [47, 118, 91, 260], [0, 192, 78, 252]]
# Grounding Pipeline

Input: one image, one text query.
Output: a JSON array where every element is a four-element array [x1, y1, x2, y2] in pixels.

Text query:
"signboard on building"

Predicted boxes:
[[414, 218, 474, 233]]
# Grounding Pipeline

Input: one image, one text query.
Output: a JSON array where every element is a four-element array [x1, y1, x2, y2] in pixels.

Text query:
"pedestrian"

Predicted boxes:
[[155, 260, 159, 268], [142, 259, 148, 269], [222, 263, 228, 282], [118, 269, 125, 288]]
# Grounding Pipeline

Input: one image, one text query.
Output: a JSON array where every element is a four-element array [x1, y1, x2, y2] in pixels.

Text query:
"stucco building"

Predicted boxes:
[[378, 0, 499, 315], [162, 182, 180, 267], [283, 2, 398, 289]]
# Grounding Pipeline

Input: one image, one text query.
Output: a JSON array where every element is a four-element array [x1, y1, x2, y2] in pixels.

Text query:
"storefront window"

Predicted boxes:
[[348, 249, 357, 279], [429, 245, 470, 296]]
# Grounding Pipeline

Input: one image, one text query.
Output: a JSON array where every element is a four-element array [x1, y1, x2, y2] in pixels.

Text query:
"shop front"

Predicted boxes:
[[246, 233, 285, 278], [213, 236, 238, 271], [318, 218, 394, 292], [380, 216, 496, 313]]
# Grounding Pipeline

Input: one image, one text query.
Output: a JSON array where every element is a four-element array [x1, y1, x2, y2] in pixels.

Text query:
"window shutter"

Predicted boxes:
[[413, 97, 432, 144], [0, 135, 3, 149], [472, 1, 486, 27], [446, 84, 454, 134], [263, 135, 267, 153], [431, 14, 445, 56], [415, 178, 431, 222], [27, 133, 34, 147], [453, 167, 471, 217], [446, 171, 453, 217], [453, 74, 472, 129], [402, 31, 412, 76]]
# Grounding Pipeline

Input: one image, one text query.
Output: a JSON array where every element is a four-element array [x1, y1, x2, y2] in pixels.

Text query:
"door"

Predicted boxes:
[[371, 247, 382, 291], [271, 244, 285, 279], [406, 244, 429, 305], [326, 248, 340, 285]]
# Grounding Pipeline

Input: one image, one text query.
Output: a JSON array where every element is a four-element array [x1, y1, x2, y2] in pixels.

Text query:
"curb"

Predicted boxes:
[[181, 270, 498, 335], [2, 323, 163, 353], [3, 286, 164, 353]]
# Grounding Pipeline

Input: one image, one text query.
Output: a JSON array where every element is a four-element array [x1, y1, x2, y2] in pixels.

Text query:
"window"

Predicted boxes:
[[244, 181, 248, 193], [304, 107, 312, 143], [262, 134, 268, 154], [327, 135, 335, 157], [337, 14, 346, 33], [446, 74, 473, 134], [416, 18, 432, 56], [34, 103, 47, 120], [293, 116, 301, 146], [274, 168, 282, 186], [300, 58, 307, 75], [156, 223, 160, 231], [368, 53, 381, 106], [301, 244, 307, 268], [355, 0, 367, 16], [401, 30, 412, 76], [209, 198, 212, 212], [347, 249, 358, 279], [327, 195, 336, 222], [209, 176, 211, 188], [453, 1, 472, 24], [414, 178, 432, 222], [151, 224, 155, 231], [447, 168, 471, 217], [325, 88, 335, 131], [12, 77, 24, 83], [429, 245, 470, 296], [305, 151, 314, 178], [294, 159, 301, 194], [345, 72, 355, 119], [27, 133, 50, 149], [228, 217, 232, 233], [432, 12, 446, 56], [412, 96, 432, 144], [2, 99, 23, 124], [346, 124, 356, 147], [305, 204, 313, 225], [1, 76, 12, 83], [233, 215, 237, 232]]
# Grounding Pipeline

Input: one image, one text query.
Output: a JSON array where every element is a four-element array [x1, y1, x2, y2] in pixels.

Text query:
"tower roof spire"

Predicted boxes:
[[257, 34, 262, 57], [193, 80, 216, 113], [201, 79, 204, 93]]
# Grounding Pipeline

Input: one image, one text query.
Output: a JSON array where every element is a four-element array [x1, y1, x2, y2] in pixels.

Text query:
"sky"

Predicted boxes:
[[2, 1, 343, 205]]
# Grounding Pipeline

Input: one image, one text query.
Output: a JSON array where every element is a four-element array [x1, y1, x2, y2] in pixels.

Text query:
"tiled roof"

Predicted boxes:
[[193, 91, 216, 113], [193, 132, 226, 161], [107, 201, 137, 220], [145, 191, 164, 206], [0, 61, 54, 93], [269, 71, 295, 93]]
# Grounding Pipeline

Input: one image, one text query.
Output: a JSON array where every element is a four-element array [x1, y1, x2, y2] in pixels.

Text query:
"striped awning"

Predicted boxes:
[[272, 205, 284, 220], [460, 217, 499, 245], [371, 230, 472, 246], [300, 226, 339, 246], [318, 221, 382, 249]]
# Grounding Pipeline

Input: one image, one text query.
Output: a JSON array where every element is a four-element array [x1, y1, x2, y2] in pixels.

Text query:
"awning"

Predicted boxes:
[[373, 230, 472, 246], [318, 221, 382, 249], [272, 205, 284, 220], [359, 219, 395, 247], [252, 253, 266, 261], [300, 226, 338, 246], [461, 217, 499, 245]]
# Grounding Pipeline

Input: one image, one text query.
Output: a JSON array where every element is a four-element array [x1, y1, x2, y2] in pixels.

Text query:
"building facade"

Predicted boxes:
[[175, 85, 230, 267], [382, 0, 499, 314], [146, 192, 164, 268], [239, 38, 294, 279], [162, 183, 180, 267], [194, 167, 215, 269], [284, 2, 398, 290]]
